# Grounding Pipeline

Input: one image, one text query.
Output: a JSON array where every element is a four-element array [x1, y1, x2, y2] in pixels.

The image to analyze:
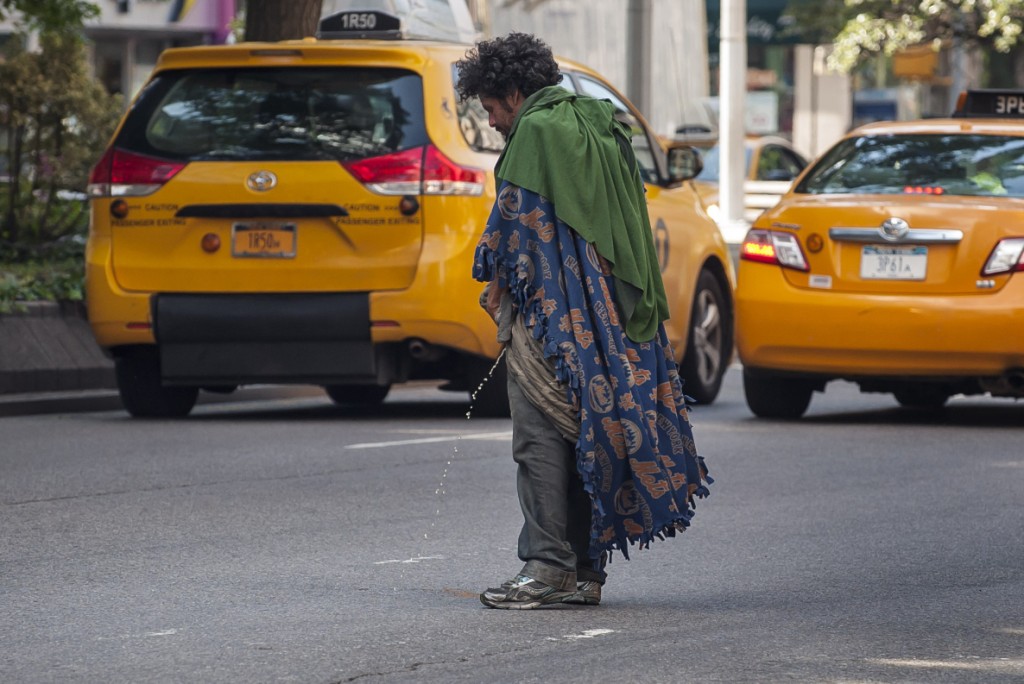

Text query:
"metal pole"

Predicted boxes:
[[719, 0, 747, 243]]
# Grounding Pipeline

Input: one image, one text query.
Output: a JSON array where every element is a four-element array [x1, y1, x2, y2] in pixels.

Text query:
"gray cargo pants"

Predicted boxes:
[[508, 373, 607, 591]]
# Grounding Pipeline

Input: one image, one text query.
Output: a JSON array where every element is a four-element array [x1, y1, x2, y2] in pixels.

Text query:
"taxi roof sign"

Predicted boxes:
[[318, 0, 478, 43], [952, 89, 1024, 118]]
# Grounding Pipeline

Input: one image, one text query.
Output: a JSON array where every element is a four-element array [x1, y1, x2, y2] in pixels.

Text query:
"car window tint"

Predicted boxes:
[[456, 96, 506, 153], [575, 75, 658, 184], [756, 145, 803, 181], [119, 67, 428, 162], [782, 148, 807, 172], [797, 134, 1024, 198]]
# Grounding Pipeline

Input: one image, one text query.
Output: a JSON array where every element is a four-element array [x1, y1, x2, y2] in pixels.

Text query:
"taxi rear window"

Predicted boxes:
[[117, 67, 428, 162], [797, 134, 1024, 198]]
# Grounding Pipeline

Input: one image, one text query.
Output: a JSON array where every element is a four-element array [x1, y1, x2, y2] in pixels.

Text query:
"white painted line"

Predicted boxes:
[[374, 555, 445, 565], [552, 630, 614, 643], [563, 629, 616, 640], [143, 629, 179, 637], [346, 431, 512, 449], [867, 657, 1024, 672]]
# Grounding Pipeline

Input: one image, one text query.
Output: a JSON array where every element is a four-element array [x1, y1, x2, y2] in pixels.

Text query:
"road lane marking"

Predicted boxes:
[[144, 629, 179, 637], [346, 431, 512, 449], [548, 629, 616, 641], [867, 657, 1024, 673], [374, 555, 445, 565]]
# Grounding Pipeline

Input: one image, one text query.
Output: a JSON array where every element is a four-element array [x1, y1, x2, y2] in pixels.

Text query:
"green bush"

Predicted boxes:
[[0, 254, 84, 313], [0, 30, 122, 309]]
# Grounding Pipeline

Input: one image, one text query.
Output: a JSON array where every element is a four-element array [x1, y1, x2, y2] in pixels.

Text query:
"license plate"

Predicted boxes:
[[232, 223, 296, 258], [860, 245, 927, 280]]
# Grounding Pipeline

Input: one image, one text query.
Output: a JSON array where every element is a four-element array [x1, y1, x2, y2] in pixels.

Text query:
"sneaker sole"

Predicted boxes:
[[479, 591, 572, 610], [561, 595, 601, 606]]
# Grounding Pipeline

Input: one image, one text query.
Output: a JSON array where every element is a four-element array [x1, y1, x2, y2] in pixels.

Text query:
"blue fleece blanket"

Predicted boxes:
[[473, 183, 712, 560]]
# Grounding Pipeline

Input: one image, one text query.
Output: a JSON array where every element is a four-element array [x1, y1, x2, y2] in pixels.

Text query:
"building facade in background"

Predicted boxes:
[[0, 0, 235, 99], [471, 0, 712, 139]]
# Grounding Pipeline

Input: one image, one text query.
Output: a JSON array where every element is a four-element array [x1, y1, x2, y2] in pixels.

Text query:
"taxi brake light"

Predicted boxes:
[[740, 229, 777, 264], [343, 144, 485, 196], [740, 228, 809, 271], [982, 238, 1024, 276], [423, 145, 485, 196], [87, 147, 186, 198], [903, 185, 945, 195]]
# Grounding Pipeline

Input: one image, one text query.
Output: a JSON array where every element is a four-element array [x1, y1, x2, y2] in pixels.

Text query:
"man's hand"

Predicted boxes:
[[484, 282, 502, 322]]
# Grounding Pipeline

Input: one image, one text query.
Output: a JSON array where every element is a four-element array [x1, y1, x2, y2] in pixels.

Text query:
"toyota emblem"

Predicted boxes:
[[246, 171, 277, 192], [880, 217, 909, 241]]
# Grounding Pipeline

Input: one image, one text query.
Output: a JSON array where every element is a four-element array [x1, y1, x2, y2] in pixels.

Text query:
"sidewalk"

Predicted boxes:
[[0, 301, 114, 396]]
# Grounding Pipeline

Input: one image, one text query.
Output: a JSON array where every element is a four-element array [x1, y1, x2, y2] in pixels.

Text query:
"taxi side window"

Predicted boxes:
[[454, 72, 577, 154], [575, 75, 659, 184], [757, 145, 805, 181], [455, 95, 506, 154]]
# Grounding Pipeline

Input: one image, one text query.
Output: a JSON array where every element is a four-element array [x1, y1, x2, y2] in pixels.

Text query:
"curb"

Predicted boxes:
[[0, 301, 115, 396]]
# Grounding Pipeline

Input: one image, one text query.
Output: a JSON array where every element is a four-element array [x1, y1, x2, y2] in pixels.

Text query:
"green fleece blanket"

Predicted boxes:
[[495, 85, 669, 342]]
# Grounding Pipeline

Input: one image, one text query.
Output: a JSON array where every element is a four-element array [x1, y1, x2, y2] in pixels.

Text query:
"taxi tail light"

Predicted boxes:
[[343, 144, 484, 196], [87, 147, 186, 198], [982, 237, 1024, 275], [740, 228, 809, 271], [422, 145, 485, 196]]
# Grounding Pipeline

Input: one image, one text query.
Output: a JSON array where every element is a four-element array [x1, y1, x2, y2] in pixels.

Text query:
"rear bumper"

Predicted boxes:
[[85, 214, 500, 383], [154, 293, 375, 385], [736, 263, 1024, 378]]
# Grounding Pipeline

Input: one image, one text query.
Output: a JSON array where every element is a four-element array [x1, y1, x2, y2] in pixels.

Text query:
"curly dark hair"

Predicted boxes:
[[455, 32, 561, 102]]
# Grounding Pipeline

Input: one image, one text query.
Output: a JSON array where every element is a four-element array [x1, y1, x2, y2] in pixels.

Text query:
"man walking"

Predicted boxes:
[[456, 33, 711, 610]]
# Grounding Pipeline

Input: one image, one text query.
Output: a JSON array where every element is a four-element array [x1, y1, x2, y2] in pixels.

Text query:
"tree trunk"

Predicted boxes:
[[244, 0, 323, 42]]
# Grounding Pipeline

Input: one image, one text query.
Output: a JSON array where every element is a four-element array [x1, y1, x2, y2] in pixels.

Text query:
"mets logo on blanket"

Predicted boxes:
[[615, 481, 654, 536], [498, 185, 523, 219], [588, 375, 614, 413]]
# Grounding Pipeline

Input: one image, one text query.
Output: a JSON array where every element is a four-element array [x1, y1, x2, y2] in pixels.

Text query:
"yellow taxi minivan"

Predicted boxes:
[[736, 89, 1024, 418], [86, 7, 735, 417]]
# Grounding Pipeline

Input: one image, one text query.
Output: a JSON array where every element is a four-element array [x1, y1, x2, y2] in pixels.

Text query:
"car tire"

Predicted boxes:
[[468, 354, 510, 418], [743, 369, 813, 419], [680, 270, 732, 404], [324, 384, 390, 406], [893, 386, 949, 409], [115, 348, 198, 418]]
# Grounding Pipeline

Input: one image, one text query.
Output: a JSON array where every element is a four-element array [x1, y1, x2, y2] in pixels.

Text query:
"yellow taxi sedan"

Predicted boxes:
[[735, 90, 1024, 418], [84, 7, 735, 417]]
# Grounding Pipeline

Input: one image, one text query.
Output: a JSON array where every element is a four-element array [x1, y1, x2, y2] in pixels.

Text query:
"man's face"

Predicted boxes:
[[479, 91, 524, 140]]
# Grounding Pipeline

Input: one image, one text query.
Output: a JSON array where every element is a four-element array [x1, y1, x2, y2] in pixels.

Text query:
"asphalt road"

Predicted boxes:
[[3, 368, 1024, 683]]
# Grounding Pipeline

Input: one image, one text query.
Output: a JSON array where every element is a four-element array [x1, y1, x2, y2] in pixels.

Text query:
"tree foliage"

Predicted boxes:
[[796, 0, 1024, 72], [0, 33, 122, 252], [0, 0, 98, 33]]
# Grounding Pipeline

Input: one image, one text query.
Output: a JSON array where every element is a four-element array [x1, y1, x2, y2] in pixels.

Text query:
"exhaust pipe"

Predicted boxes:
[[408, 339, 443, 362], [980, 368, 1024, 397]]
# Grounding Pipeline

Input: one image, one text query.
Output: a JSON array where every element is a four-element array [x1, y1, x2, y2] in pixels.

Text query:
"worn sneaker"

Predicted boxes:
[[561, 580, 602, 606], [479, 574, 573, 610]]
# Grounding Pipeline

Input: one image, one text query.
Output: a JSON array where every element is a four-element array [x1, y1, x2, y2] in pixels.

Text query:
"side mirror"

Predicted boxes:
[[666, 145, 703, 183]]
